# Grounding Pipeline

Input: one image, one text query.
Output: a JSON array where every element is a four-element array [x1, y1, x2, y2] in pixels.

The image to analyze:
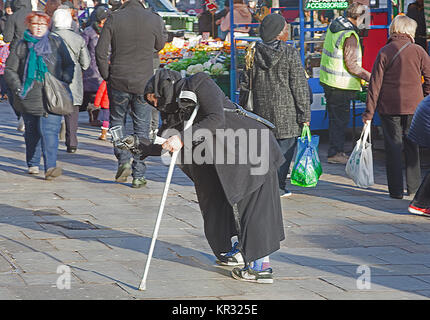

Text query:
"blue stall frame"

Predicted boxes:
[[227, 0, 392, 131]]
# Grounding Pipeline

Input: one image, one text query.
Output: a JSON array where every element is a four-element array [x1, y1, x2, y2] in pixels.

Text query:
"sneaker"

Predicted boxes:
[[231, 266, 274, 284], [28, 166, 39, 174], [280, 189, 292, 198], [327, 152, 349, 164], [131, 177, 147, 188], [45, 167, 62, 180], [217, 242, 244, 266], [67, 147, 77, 153], [408, 205, 430, 216], [115, 163, 132, 182], [17, 118, 25, 132]]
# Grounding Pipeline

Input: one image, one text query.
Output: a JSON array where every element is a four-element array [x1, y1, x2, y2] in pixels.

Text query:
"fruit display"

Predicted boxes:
[[158, 37, 249, 96]]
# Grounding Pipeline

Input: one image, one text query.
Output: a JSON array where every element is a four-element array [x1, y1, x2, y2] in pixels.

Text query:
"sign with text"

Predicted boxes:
[[305, 0, 349, 10]]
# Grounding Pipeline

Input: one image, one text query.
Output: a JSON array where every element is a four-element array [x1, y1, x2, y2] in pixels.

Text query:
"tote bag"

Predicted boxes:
[[43, 72, 74, 115], [291, 125, 323, 187], [345, 121, 374, 188]]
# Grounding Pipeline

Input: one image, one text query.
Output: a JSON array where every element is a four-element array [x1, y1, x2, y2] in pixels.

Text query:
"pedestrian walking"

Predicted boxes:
[[3, 0, 32, 51], [362, 14, 430, 199], [239, 13, 310, 198], [125, 68, 285, 283], [95, 0, 167, 188], [4, 11, 75, 180], [52, 8, 91, 154], [408, 95, 430, 216], [319, 2, 371, 164], [3, 0, 32, 132]]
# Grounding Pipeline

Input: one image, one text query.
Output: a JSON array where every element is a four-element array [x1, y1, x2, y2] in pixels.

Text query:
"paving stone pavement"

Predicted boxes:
[[1, 102, 430, 301]]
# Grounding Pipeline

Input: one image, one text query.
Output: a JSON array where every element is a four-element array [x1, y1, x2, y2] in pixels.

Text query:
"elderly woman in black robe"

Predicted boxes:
[[127, 69, 285, 283]]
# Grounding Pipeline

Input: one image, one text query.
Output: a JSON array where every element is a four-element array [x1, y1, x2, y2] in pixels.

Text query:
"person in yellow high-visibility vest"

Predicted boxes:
[[320, 2, 371, 164]]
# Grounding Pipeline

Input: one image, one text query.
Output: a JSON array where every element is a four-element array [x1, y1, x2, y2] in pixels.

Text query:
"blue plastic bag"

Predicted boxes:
[[291, 125, 322, 188]]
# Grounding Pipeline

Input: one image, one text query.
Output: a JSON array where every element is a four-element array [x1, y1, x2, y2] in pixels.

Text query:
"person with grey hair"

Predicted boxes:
[[319, 2, 371, 165], [52, 8, 91, 153], [362, 14, 430, 199]]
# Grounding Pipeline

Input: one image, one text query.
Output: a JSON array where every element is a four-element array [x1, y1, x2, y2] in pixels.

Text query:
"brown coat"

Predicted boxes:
[[363, 33, 430, 121]]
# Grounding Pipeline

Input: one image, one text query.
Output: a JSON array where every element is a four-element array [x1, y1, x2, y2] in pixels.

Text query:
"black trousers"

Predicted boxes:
[[380, 114, 421, 196], [411, 171, 430, 209], [64, 105, 80, 149], [322, 84, 356, 157]]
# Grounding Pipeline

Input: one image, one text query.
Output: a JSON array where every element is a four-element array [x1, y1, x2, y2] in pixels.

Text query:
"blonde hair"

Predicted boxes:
[[389, 15, 417, 38]]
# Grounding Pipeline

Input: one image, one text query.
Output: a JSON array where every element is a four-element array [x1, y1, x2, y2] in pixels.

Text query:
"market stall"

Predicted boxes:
[[159, 34, 252, 96], [227, 0, 393, 131]]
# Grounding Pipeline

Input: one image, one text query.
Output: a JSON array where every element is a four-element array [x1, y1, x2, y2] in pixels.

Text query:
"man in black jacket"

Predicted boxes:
[[3, 0, 32, 51], [95, 0, 167, 188]]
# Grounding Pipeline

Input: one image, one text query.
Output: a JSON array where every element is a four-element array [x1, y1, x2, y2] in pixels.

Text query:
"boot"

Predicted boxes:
[[98, 127, 108, 140]]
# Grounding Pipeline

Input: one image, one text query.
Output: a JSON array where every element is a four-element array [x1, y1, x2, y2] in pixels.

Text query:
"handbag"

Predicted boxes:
[[43, 71, 74, 115], [345, 121, 374, 188], [291, 124, 323, 188]]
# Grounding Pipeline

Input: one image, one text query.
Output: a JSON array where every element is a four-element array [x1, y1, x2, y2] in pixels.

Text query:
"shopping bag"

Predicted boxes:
[[291, 124, 323, 187], [345, 121, 374, 188]]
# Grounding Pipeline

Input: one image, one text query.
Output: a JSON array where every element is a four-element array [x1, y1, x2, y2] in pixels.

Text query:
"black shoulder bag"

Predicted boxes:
[[43, 72, 74, 115]]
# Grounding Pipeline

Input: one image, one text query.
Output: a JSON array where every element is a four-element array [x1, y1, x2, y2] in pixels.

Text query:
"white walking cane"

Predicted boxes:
[[139, 92, 199, 291]]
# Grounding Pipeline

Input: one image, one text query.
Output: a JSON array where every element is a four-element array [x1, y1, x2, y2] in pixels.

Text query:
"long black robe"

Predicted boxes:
[[145, 71, 285, 264]]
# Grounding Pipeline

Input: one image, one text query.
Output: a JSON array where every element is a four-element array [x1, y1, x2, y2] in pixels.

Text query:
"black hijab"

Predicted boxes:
[[144, 69, 195, 131]]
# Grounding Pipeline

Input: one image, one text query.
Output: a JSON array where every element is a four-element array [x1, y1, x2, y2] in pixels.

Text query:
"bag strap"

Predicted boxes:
[[385, 42, 411, 72], [359, 121, 371, 146], [301, 124, 312, 142]]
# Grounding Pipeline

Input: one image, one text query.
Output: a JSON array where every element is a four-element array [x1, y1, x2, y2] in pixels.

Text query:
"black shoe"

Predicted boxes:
[[67, 147, 77, 153]]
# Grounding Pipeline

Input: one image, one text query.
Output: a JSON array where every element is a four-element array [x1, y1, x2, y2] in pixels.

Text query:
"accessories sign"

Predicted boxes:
[[305, 0, 349, 10]]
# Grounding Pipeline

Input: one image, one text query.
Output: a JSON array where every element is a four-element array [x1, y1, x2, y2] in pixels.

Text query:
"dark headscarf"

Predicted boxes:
[[144, 69, 195, 131], [144, 69, 183, 113]]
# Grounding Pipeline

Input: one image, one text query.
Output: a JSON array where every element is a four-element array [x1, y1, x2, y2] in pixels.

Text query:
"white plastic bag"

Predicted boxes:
[[345, 121, 374, 188]]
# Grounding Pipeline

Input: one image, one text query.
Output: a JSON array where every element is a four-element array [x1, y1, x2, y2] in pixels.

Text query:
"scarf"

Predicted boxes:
[[91, 21, 103, 35], [144, 69, 194, 132], [21, 30, 51, 97]]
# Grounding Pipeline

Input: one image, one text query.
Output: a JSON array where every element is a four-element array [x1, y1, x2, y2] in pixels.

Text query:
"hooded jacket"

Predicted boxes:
[[220, 3, 252, 33], [240, 40, 310, 139], [53, 27, 91, 105], [3, 0, 32, 51], [363, 33, 430, 121], [95, 0, 167, 94], [81, 24, 103, 93]]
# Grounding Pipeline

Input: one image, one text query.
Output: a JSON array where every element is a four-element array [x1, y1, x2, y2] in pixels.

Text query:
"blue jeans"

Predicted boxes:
[[108, 87, 152, 178], [277, 137, 297, 191], [22, 113, 62, 172]]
